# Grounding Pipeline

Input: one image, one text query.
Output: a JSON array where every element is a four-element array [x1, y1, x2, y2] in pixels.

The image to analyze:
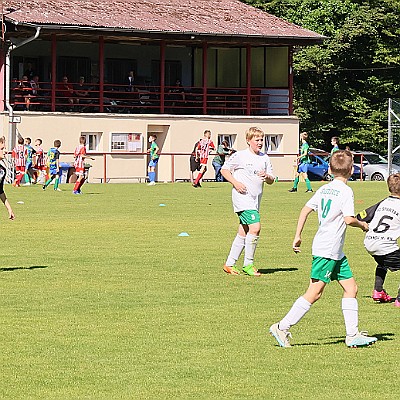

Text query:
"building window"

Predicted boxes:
[[82, 132, 101, 152], [265, 134, 282, 153], [111, 133, 143, 152], [217, 134, 236, 148]]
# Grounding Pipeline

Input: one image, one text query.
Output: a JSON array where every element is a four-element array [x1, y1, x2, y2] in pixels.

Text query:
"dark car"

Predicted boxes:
[[307, 154, 364, 181]]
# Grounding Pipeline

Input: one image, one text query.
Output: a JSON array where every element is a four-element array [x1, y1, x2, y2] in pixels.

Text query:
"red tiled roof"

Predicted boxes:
[[2, 0, 324, 41]]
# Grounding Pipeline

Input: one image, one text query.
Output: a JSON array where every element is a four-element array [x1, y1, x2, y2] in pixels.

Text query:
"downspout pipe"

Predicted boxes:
[[5, 26, 41, 148]]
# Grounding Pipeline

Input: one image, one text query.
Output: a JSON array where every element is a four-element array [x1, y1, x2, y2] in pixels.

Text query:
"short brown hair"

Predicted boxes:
[[300, 132, 308, 140], [387, 173, 400, 196], [246, 126, 264, 141], [54, 139, 61, 147], [18, 137, 24, 145], [329, 150, 353, 178], [79, 136, 86, 144], [0, 136, 5, 145]]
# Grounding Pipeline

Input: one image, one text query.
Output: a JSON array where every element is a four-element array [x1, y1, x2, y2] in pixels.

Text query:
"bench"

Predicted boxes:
[[94, 176, 147, 183]]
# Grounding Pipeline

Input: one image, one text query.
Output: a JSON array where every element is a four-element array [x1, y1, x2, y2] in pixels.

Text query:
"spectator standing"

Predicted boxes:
[[212, 140, 233, 182], [147, 135, 160, 186]]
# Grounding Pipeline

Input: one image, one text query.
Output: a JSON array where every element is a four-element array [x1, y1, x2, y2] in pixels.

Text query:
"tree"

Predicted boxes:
[[244, 0, 400, 152]]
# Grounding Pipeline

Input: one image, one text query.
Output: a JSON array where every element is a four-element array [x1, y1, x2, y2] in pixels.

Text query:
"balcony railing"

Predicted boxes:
[[10, 80, 290, 116]]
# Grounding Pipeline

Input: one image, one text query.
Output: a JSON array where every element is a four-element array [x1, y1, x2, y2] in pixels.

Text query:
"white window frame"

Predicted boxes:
[[82, 132, 102, 152], [110, 133, 143, 152], [265, 134, 283, 153], [217, 134, 236, 149]]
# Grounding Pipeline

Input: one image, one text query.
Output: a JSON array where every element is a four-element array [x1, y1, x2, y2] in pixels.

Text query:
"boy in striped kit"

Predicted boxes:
[[34, 138, 46, 183], [12, 137, 26, 187], [192, 130, 215, 188], [73, 136, 92, 194]]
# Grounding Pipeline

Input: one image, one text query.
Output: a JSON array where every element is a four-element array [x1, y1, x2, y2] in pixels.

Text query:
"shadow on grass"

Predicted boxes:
[[0, 265, 48, 272], [259, 267, 298, 275], [284, 333, 395, 347]]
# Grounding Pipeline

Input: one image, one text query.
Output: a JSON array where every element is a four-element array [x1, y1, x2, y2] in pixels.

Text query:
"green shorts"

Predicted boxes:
[[311, 256, 353, 283], [237, 210, 260, 225]]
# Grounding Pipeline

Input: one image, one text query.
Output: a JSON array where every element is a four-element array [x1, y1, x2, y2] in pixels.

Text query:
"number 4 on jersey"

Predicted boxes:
[[321, 198, 332, 218]]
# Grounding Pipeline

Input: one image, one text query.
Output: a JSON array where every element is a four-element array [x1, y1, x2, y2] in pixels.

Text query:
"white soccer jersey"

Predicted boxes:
[[306, 179, 355, 260], [221, 148, 274, 212], [363, 197, 400, 256]]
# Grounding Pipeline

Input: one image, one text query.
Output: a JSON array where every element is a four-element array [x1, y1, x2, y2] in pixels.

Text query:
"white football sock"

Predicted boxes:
[[225, 234, 246, 266], [342, 297, 358, 337], [279, 296, 312, 331], [243, 233, 259, 266]]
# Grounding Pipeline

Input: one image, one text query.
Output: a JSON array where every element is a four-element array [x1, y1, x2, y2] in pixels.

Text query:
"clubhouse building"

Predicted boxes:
[[0, 0, 324, 182]]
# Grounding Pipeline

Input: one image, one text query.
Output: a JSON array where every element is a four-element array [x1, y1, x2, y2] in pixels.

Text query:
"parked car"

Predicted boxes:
[[307, 154, 364, 181], [352, 151, 400, 181]]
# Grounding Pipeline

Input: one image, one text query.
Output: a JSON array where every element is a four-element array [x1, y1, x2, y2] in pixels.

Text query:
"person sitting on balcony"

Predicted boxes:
[[57, 76, 77, 110], [126, 70, 136, 92], [15, 75, 33, 111], [74, 76, 92, 111], [168, 79, 186, 110]]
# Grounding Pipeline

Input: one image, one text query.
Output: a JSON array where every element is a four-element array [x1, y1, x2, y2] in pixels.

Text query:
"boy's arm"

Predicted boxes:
[[0, 192, 15, 220], [292, 206, 314, 253], [221, 168, 247, 194], [344, 216, 369, 232], [356, 200, 383, 223]]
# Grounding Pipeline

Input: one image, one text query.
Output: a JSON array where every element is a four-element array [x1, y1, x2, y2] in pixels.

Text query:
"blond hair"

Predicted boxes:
[[387, 173, 400, 196], [246, 126, 264, 141], [329, 150, 353, 178]]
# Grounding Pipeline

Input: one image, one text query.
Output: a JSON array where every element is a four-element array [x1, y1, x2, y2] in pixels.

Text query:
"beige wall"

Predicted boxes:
[[1, 112, 299, 182]]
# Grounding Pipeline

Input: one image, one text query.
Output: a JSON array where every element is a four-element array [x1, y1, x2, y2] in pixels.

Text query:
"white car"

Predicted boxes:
[[352, 151, 400, 181]]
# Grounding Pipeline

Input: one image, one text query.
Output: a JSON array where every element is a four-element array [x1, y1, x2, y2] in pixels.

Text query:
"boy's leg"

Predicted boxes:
[[374, 265, 387, 292], [270, 279, 323, 347], [43, 174, 55, 189], [224, 225, 247, 275], [193, 165, 206, 186], [73, 177, 82, 192], [242, 217, 261, 276], [53, 175, 60, 190], [339, 277, 377, 346]]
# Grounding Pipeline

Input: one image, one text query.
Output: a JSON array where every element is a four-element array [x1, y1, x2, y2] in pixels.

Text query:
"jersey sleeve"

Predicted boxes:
[[356, 199, 384, 222], [341, 189, 355, 217], [222, 150, 240, 171], [305, 192, 319, 211]]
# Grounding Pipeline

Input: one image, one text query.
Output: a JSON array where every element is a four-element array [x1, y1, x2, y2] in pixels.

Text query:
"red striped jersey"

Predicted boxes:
[[12, 144, 26, 167], [196, 138, 215, 160], [74, 144, 86, 170], [35, 146, 46, 167]]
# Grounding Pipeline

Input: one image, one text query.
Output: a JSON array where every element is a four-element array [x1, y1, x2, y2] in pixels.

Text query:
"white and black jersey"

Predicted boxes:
[[357, 196, 400, 256]]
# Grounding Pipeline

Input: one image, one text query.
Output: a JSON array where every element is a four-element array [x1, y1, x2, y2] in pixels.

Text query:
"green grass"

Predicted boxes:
[[0, 181, 398, 399]]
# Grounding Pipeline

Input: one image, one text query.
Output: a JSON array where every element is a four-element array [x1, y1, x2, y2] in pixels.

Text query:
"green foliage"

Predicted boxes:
[[244, 0, 400, 152]]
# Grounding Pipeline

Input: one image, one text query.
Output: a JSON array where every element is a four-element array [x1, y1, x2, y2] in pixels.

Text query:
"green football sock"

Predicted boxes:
[[305, 179, 312, 190], [293, 177, 299, 189], [54, 177, 59, 190], [44, 178, 52, 187]]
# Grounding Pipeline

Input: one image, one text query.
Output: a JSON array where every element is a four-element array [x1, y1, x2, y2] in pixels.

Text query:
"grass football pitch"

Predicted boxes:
[[0, 180, 398, 399]]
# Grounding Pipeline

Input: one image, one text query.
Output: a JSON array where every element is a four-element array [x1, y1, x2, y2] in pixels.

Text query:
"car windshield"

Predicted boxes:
[[363, 154, 388, 164]]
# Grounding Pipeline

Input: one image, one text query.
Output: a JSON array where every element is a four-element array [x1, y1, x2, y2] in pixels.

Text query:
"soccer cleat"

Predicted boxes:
[[372, 289, 392, 303], [223, 265, 240, 275], [394, 299, 400, 308], [73, 190, 81, 195], [288, 188, 297, 192], [305, 189, 313, 193], [54, 188, 62, 192], [269, 323, 292, 348], [345, 331, 377, 348], [147, 181, 156, 186], [242, 264, 261, 276], [42, 185, 46, 190]]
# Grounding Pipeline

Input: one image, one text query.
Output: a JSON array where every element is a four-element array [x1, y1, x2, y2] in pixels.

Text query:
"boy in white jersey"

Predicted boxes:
[[357, 173, 400, 307], [221, 127, 274, 276], [270, 150, 377, 348]]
